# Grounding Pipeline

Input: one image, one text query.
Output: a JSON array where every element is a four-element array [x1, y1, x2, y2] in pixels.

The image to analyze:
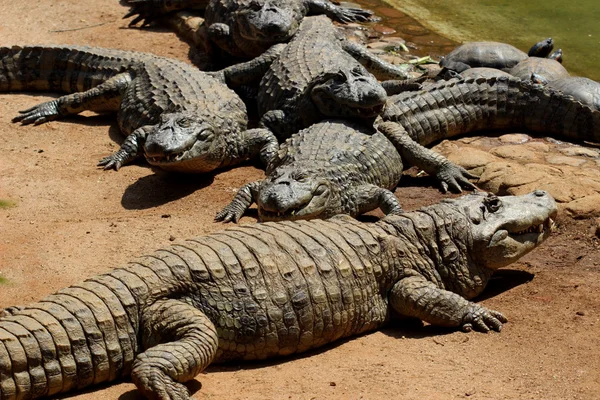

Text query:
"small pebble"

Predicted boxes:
[[576, 311, 585, 316], [329, 382, 336, 387], [169, 235, 176, 241]]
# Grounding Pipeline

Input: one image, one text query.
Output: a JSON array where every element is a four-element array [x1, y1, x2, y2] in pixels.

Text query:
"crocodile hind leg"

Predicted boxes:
[[132, 299, 218, 400], [12, 72, 132, 125], [342, 41, 413, 81], [377, 122, 478, 193], [305, 0, 375, 23]]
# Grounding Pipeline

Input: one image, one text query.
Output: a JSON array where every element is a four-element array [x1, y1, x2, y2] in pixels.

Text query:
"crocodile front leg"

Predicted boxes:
[[354, 184, 403, 216], [207, 23, 245, 58], [236, 128, 279, 168], [305, 0, 375, 23], [342, 41, 413, 81], [215, 181, 262, 223], [389, 275, 507, 332], [259, 109, 299, 140], [125, 0, 209, 27], [377, 122, 478, 193], [215, 43, 286, 88], [12, 72, 132, 125], [381, 79, 423, 96], [132, 299, 218, 399], [98, 125, 152, 171]]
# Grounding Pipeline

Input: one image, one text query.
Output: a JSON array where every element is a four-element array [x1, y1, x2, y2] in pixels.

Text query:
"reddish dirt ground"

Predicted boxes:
[[0, 1, 599, 399]]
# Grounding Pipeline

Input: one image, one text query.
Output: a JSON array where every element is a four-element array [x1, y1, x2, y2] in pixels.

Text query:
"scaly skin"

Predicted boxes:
[[0, 191, 557, 399], [216, 15, 413, 140], [216, 120, 475, 223], [1, 45, 277, 173], [126, 0, 375, 60], [380, 75, 600, 146]]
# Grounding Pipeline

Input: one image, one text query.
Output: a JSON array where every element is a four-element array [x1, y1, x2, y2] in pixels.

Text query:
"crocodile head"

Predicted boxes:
[[235, 0, 302, 44], [310, 65, 387, 119], [256, 167, 342, 221], [143, 112, 226, 173], [429, 190, 558, 270]]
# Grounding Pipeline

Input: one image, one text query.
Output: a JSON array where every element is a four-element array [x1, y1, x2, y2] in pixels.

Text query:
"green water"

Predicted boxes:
[[381, 0, 600, 80]]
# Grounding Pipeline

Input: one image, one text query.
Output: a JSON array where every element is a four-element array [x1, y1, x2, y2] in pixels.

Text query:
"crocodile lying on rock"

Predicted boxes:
[[216, 120, 476, 222], [380, 75, 600, 146], [125, 0, 374, 60], [0, 190, 557, 399], [0, 45, 277, 172], [215, 15, 415, 140]]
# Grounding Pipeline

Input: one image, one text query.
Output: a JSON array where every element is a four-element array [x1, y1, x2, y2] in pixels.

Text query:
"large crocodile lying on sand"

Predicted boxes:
[[216, 120, 476, 222], [0, 191, 557, 399], [125, 0, 374, 60], [0, 45, 277, 172]]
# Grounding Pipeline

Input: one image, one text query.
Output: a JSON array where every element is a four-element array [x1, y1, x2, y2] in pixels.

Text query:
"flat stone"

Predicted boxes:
[[545, 155, 587, 167], [446, 148, 502, 170], [522, 142, 550, 152], [490, 145, 538, 162], [498, 134, 531, 144], [565, 194, 600, 219], [373, 25, 396, 35], [559, 146, 599, 158]]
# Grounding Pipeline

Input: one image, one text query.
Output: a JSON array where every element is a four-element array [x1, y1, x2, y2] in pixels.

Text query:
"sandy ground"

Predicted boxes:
[[0, 1, 599, 399]]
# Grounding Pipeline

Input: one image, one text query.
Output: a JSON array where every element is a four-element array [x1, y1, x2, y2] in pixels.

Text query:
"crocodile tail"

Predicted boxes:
[[384, 76, 600, 145], [0, 45, 135, 94], [0, 273, 140, 399]]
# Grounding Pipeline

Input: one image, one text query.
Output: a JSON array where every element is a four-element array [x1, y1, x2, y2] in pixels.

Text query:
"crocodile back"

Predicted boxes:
[[271, 120, 404, 190], [0, 45, 145, 93], [382, 76, 600, 145], [257, 16, 354, 114]]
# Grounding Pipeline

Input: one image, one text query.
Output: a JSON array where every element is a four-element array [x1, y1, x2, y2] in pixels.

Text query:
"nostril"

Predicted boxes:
[[534, 190, 546, 197]]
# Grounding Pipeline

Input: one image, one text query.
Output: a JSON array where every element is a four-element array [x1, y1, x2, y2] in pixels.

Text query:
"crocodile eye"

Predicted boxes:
[[177, 117, 192, 128], [483, 195, 502, 213], [294, 173, 308, 182]]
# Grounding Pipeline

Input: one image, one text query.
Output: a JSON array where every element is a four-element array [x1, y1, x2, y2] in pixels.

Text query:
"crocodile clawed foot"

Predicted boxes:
[[124, 1, 160, 27], [97, 150, 128, 171], [436, 163, 480, 193], [214, 206, 243, 223], [12, 100, 60, 125], [461, 304, 508, 333], [335, 7, 379, 23]]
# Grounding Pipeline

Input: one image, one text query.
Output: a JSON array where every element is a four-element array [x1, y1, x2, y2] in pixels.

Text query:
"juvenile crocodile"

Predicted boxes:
[[0, 190, 557, 399], [125, 0, 374, 60], [216, 15, 415, 140], [216, 120, 476, 222], [1, 45, 277, 172], [379, 75, 600, 146]]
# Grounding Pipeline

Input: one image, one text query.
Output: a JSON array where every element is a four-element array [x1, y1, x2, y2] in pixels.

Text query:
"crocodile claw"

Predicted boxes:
[[332, 7, 378, 24], [436, 162, 479, 193], [124, 0, 162, 27], [97, 150, 130, 171], [12, 100, 61, 125], [214, 205, 244, 223], [461, 304, 507, 333]]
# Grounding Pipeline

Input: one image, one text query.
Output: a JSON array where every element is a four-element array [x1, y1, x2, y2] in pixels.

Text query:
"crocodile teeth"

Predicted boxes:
[[538, 224, 544, 233]]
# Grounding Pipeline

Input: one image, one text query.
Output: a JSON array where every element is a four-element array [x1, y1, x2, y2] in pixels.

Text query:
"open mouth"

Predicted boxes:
[[510, 215, 557, 237], [350, 103, 385, 117], [146, 150, 188, 164]]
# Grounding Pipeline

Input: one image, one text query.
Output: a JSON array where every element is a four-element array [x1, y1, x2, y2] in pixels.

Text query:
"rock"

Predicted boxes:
[[545, 155, 587, 167], [490, 145, 539, 162], [559, 146, 599, 158], [498, 133, 531, 144], [445, 148, 502, 170], [373, 25, 396, 35], [564, 194, 600, 218]]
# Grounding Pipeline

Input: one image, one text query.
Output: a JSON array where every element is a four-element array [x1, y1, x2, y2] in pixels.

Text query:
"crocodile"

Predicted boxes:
[[0, 190, 557, 399], [216, 120, 476, 223], [1, 45, 277, 172], [215, 15, 415, 140], [379, 75, 600, 147], [125, 0, 375, 60]]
